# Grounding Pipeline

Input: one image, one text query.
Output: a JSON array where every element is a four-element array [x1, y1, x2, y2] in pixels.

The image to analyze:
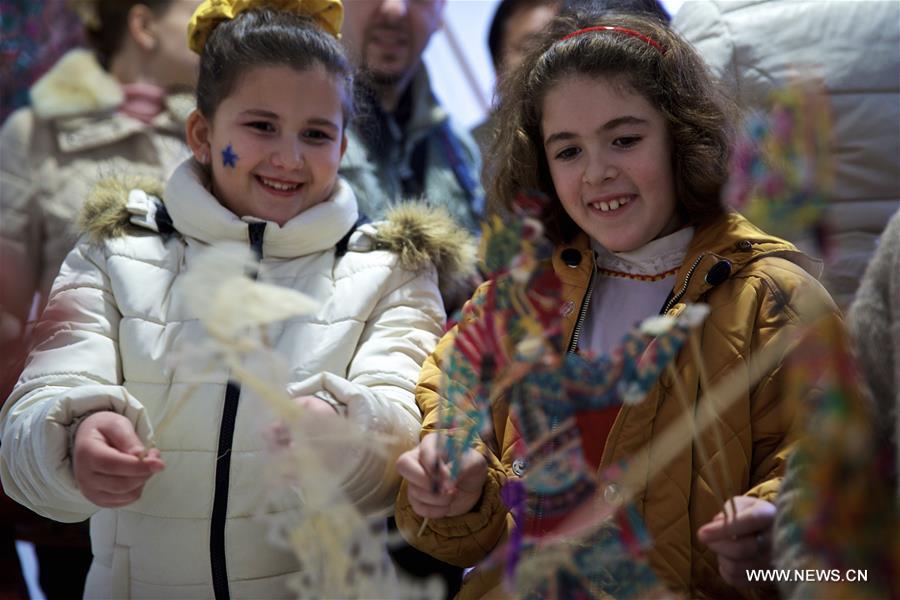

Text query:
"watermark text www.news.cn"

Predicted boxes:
[[746, 569, 868, 583]]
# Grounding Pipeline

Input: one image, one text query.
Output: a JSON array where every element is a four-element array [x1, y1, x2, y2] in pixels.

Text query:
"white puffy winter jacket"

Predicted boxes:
[[0, 159, 462, 598]]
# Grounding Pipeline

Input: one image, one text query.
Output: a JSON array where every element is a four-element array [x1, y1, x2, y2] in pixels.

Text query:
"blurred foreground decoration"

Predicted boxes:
[[724, 82, 835, 258], [435, 193, 709, 597], [777, 316, 900, 598], [725, 81, 900, 597]]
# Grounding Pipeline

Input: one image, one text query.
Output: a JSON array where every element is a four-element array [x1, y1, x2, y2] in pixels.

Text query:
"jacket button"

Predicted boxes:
[[511, 458, 528, 476], [737, 240, 752, 251], [704, 260, 732, 286], [561, 248, 582, 268], [603, 483, 622, 506]]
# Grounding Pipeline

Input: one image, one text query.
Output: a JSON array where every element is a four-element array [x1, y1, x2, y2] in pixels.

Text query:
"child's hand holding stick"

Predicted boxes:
[[396, 432, 488, 536]]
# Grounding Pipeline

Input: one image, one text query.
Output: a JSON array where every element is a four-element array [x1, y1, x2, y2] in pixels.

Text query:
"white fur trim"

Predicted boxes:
[[30, 49, 123, 119]]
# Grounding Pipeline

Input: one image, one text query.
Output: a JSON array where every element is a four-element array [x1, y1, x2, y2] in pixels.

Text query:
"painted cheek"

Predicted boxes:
[[221, 143, 240, 168]]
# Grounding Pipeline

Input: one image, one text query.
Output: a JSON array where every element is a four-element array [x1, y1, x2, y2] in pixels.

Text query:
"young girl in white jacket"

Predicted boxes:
[[0, 1, 468, 597]]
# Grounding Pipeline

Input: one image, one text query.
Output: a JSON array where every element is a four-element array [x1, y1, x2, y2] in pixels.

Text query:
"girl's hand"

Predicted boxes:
[[72, 412, 165, 508], [293, 394, 340, 417], [697, 495, 776, 587], [266, 395, 341, 452], [396, 432, 487, 519]]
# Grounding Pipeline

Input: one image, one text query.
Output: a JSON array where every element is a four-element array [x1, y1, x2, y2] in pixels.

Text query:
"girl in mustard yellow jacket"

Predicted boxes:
[[395, 11, 839, 600]]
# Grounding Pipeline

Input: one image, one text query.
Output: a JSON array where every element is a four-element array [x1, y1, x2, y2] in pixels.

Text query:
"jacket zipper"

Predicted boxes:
[[661, 254, 705, 315], [565, 266, 595, 355], [210, 221, 267, 599]]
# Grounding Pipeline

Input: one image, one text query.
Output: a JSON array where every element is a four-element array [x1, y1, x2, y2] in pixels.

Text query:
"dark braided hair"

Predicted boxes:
[[196, 8, 354, 125]]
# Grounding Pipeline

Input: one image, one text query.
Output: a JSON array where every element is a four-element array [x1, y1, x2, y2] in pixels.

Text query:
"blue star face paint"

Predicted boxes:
[[222, 144, 239, 168]]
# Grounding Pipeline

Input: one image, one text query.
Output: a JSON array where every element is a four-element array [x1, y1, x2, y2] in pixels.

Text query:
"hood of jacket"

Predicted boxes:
[[78, 159, 477, 279]]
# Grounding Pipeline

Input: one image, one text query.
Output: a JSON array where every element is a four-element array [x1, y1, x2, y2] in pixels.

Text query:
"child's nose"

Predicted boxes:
[[273, 138, 304, 169], [582, 158, 618, 186]]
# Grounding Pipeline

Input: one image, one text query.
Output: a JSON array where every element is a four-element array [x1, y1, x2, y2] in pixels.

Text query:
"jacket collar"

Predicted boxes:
[[552, 211, 822, 330], [29, 49, 191, 153], [405, 68, 447, 139], [354, 67, 447, 151], [551, 232, 593, 347], [30, 49, 123, 119], [164, 159, 359, 258], [670, 211, 822, 309]]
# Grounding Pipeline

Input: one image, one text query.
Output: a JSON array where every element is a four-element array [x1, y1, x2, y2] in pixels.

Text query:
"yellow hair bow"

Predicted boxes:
[[188, 0, 343, 54]]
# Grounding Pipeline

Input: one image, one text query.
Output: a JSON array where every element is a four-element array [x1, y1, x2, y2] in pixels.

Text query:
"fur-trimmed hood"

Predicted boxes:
[[372, 202, 477, 302], [79, 174, 478, 289], [79, 175, 167, 242], [30, 49, 123, 119]]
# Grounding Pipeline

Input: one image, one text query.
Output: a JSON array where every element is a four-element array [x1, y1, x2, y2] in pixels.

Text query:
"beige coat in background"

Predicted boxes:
[[0, 49, 191, 343]]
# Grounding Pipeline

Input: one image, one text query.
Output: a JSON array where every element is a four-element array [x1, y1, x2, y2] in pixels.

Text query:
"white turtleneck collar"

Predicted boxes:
[[591, 226, 695, 278], [163, 159, 359, 258], [581, 227, 696, 356]]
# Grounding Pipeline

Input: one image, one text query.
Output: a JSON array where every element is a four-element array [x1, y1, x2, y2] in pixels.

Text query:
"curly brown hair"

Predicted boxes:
[[487, 11, 736, 243]]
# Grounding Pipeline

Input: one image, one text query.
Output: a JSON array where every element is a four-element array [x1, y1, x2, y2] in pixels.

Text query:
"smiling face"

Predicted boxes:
[[186, 65, 347, 226], [342, 0, 445, 86], [541, 75, 680, 252]]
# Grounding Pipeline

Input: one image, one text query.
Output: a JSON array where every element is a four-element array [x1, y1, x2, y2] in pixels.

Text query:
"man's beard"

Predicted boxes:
[[366, 69, 404, 87]]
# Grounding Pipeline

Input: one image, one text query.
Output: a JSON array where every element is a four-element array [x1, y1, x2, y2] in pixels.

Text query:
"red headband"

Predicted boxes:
[[561, 25, 667, 55]]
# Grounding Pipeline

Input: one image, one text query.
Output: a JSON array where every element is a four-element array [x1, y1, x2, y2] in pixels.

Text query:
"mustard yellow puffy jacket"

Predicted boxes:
[[396, 212, 840, 599]]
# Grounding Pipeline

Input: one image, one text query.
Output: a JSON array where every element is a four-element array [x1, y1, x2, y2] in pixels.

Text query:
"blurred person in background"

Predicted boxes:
[[674, 0, 900, 309], [561, 0, 670, 19], [339, 0, 484, 236], [471, 0, 561, 153], [0, 1, 199, 597], [0, 0, 199, 374]]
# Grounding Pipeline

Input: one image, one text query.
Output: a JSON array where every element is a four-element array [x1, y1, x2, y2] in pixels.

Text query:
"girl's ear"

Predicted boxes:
[[127, 4, 158, 53], [186, 109, 212, 164], [340, 133, 348, 160]]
